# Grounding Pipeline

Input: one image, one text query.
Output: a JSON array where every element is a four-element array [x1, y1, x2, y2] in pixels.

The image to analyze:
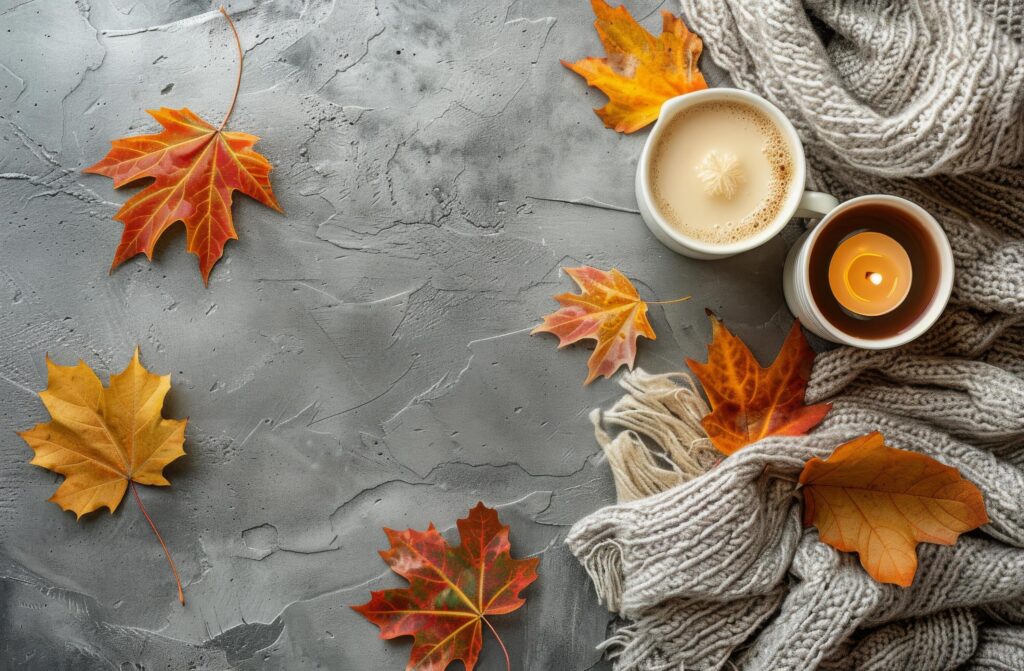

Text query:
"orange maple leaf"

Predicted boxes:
[[562, 0, 708, 133], [533, 266, 684, 385], [18, 348, 188, 603], [85, 9, 282, 284], [800, 432, 989, 586], [687, 312, 831, 455], [352, 502, 539, 671]]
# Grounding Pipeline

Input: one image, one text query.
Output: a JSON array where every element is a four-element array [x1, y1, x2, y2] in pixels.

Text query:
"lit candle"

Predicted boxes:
[[827, 232, 912, 317]]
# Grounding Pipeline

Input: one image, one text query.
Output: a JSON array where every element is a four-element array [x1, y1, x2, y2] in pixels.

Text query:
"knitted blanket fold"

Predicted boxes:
[[566, 1, 1024, 669]]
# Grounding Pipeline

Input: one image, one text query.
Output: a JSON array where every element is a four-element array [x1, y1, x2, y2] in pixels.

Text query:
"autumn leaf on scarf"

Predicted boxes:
[[352, 502, 539, 671], [18, 349, 188, 603], [686, 312, 831, 455], [562, 0, 708, 133], [85, 8, 282, 285], [800, 432, 989, 586], [533, 266, 688, 385]]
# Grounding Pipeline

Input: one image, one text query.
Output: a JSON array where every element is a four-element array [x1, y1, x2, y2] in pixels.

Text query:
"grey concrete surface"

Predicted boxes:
[[0, 1, 803, 669]]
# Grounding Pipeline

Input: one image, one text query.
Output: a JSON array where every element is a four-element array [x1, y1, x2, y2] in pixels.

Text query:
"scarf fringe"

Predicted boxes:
[[594, 369, 717, 503]]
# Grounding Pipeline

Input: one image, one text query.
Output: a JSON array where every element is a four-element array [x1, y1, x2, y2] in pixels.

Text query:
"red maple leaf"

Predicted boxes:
[[84, 9, 281, 284], [687, 312, 831, 455], [352, 502, 539, 671]]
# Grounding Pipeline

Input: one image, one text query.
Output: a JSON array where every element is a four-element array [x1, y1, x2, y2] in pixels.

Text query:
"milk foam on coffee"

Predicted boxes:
[[651, 100, 793, 245]]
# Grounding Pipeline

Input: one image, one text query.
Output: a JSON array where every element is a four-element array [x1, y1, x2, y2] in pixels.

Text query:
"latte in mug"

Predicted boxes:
[[650, 100, 795, 245]]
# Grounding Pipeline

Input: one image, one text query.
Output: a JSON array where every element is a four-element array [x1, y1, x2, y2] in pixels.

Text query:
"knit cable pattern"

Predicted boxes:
[[566, 0, 1024, 668]]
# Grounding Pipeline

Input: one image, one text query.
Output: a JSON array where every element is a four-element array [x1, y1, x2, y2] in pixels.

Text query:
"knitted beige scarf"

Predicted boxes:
[[567, 1, 1024, 669]]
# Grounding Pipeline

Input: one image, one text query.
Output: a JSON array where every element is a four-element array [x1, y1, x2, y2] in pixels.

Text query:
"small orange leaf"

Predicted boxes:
[[562, 0, 708, 133], [800, 433, 989, 586], [687, 312, 831, 455], [85, 107, 282, 285], [533, 266, 668, 385], [84, 10, 281, 285]]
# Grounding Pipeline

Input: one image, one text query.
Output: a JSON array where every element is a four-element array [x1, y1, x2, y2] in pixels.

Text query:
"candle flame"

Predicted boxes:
[[867, 272, 883, 286]]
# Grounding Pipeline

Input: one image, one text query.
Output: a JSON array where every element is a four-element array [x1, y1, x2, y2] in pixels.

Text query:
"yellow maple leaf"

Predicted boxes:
[[20, 349, 187, 517], [562, 0, 708, 133], [19, 348, 187, 603]]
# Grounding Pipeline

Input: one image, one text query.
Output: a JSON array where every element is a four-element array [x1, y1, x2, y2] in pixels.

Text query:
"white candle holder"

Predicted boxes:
[[783, 194, 954, 349]]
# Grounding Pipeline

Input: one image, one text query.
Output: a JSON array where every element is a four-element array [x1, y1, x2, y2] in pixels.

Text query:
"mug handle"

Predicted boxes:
[[795, 191, 840, 220]]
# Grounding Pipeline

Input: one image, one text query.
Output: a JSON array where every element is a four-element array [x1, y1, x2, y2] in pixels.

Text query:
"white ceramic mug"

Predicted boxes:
[[635, 88, 840, 259], [783, 194, 954, 349]]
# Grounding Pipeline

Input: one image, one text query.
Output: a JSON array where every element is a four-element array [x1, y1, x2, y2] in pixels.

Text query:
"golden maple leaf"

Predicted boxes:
[[562, 0, 708, 133], [19, 348, 188, 603], [19, 349, 187, 518], [687, 313, 831, 455], [800, 432, 989, 586]]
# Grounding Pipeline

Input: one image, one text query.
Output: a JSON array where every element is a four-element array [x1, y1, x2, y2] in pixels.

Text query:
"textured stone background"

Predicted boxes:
[[0, 1, 800, 669]]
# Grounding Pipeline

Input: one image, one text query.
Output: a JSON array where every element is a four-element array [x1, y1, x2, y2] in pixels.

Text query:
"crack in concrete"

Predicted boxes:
[[526, 195, 641, 214], [0, 371, 37, 396], [0, 0, 37, 18], [59, 2, 108, 154], [377, 323, 533, 427], [419, 452, 597, 481], [99, 7, 254, 37], [638, 0, 670, 21], [5, 120, 119, 208], [309, 358, 416, 425], [314, 0, 385, 94], [0, 61, 26, 104]]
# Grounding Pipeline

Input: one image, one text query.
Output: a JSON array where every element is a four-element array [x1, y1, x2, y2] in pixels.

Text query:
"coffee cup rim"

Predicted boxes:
[[794, 194, 954, 349], [637, 88, 808, 257]]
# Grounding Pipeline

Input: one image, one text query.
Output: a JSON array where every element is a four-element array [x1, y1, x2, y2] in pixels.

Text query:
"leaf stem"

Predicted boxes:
[[218, 6, 243, 131], [482, 617, 511, 671], [131, 481, 185, 605], [647, 295, 691, 305]]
